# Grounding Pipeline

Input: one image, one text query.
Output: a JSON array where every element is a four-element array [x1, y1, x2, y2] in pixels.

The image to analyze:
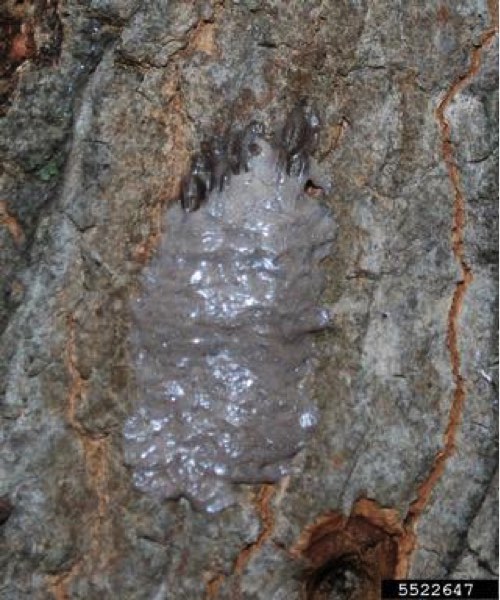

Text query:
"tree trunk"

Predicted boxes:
[[0, 1, 497, 598]]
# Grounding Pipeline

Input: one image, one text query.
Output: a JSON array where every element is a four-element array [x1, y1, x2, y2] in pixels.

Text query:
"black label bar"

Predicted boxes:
[[382, 579, 499, 599]]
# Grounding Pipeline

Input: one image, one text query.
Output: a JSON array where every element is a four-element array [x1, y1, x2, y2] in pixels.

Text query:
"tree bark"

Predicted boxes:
[[0, 1, 497, 598]]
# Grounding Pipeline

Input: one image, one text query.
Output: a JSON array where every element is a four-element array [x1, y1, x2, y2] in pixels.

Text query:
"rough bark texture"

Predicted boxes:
[[0, 1, 498, 599]]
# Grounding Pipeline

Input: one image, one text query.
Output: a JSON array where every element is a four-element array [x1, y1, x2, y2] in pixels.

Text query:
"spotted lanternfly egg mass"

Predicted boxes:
[[124, 107, 335, 513]]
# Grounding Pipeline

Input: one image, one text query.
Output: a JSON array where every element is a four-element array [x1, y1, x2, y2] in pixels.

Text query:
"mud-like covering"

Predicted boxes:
[[124, 140, 335, 512]]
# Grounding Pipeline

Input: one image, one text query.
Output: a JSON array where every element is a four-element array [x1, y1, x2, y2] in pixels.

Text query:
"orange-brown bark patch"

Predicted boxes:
[[395, 20, 498, 577], [0, 200, 25, 246], [292, 498, 402, 600], [46, 315, 111, 597], [234, 484, 277, 574]]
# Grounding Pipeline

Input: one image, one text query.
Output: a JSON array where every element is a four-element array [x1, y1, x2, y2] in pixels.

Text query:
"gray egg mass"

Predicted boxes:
[[124, 140, 335, 513]]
